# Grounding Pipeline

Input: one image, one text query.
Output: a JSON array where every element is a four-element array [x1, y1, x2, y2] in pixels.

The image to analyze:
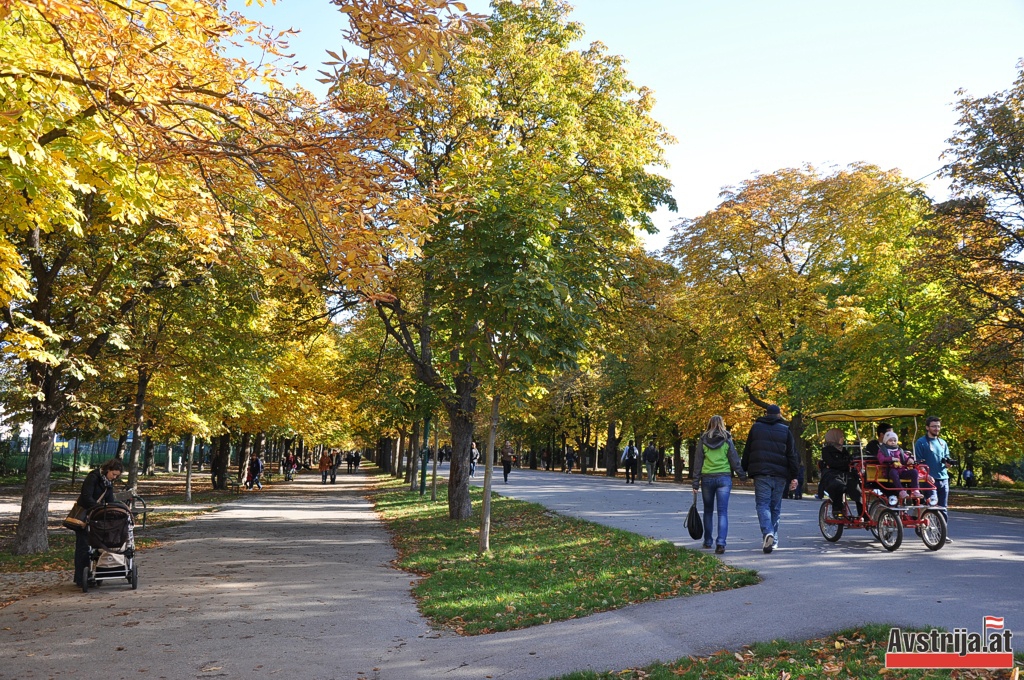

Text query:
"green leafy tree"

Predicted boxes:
[[368, 0, 673, 520]]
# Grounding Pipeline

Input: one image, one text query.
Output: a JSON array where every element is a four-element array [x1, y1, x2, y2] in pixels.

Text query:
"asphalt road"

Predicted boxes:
[[0, 466, 1020, 680]]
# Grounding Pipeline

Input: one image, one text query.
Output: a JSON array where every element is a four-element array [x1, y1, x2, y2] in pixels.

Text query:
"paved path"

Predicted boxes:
[[0, 467, 1021, 680]]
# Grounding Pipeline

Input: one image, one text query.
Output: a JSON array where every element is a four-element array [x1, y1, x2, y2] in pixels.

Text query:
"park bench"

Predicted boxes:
[[226, 479, 241, 494]]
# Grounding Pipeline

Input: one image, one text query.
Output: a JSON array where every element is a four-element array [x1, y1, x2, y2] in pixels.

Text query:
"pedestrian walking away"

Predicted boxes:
[[319, 450, 332, 484], [643, 442, 658, 484], [501, 441, 514, 483], [621, 439, 640, 484], [741, 404, 799, 554], [915, 415, 954, 542], [692, 416, 746, 553]]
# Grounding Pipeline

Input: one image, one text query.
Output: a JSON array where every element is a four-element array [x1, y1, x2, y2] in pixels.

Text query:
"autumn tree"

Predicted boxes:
[[0, 0, 474, 553], [366, 0, 673, 520], [925, 61, 1024, 437], [665, 165, 937, 467]]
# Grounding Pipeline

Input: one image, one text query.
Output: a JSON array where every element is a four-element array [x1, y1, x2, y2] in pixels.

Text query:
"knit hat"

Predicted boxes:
[[766, 404, 781, 416]]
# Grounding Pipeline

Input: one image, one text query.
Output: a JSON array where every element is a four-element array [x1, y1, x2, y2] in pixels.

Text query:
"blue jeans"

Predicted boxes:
[[931, 477, 949, 522], [701, 475, 732, 547], [753, 475, 787, 539]]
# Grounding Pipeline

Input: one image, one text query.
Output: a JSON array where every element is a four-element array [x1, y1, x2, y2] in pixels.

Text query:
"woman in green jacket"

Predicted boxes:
[[692, 416, 746, 554]]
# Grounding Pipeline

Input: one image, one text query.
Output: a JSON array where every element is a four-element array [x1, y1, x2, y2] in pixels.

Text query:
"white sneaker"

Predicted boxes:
[[762, 534, 775, 554]]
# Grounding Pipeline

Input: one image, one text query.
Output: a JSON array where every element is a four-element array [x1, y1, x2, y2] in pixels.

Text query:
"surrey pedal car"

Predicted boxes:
[[810, 408, 948, 552]]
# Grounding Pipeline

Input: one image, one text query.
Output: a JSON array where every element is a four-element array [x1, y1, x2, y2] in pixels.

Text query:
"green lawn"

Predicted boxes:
[[372, 476, 759, 635]]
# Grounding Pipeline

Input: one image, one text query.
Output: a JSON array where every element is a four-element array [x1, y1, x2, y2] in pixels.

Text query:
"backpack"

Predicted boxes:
[[625, 446, 637, 460], [644, 448, 657, 463]]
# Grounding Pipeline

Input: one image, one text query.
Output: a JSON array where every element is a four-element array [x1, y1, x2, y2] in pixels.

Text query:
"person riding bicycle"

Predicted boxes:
[[818, 428, 862, 519]]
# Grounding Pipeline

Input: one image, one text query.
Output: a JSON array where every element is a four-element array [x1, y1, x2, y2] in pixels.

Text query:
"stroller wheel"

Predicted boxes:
[[81, 567, 90, 593], [130, 564, 138, 590]]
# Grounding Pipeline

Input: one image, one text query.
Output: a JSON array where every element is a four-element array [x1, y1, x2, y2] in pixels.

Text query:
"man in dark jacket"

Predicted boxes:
[[741, 404, 799, 554]]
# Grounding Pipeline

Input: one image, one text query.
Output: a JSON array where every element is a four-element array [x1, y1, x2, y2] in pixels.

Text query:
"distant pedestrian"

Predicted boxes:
[[915, 416, 953, 542], [470, 442, 480, 478], [741, 404, 799, 554], [643, 443, 658, 484], [620, 440, 639, 484], [284, 453, 298, 481], [565, 447, 576, 473], [692, 416, 745, 554], [501, 441, 514, 483], [319, 450, 332, 484], [329, 450, 338, 483], [245, 451, 263, 490]]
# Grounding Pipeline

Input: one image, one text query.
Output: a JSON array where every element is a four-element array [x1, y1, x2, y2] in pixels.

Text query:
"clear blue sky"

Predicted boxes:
[[234, 0, 1024, 250]]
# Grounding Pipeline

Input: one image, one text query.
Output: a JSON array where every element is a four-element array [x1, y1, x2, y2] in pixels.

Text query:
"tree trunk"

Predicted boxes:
[[126, 367, 150, 490], [430, 421, 440, 501], [185, 434, 196, 503], [211, 432, 231, 490], [71, 436, 81, 485], [143, 436, 154, 475], [165, 438, 173, 473], [238, 432, 252, 481], [604, 420, 620, 476], [115, 431, 128, 459], [445, 395, 476, 520], [408, 421, 420, 489], [672, 424, 683, 483], [377, 437, 392, 473], [12, 400, 62, 554], [390, 434, 398, 477], [790, 412, 810, 481], [480, 392, 500, 553]]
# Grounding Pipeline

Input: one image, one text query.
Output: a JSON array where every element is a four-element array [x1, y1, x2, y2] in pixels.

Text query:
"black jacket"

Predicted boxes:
[[821, 444, 852, 472], [741, 414, 799, 480], [78, 469, 114, 509]]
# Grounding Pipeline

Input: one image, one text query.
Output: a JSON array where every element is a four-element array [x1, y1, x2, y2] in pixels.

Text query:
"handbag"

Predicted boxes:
[[62, 501, 87, 531], [685, 490, 703, 540]]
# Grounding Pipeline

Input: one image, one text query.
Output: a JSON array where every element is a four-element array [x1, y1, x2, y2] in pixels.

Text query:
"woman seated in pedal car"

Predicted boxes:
[[819, 428, 863, 519], [876, 431, 922, 501]]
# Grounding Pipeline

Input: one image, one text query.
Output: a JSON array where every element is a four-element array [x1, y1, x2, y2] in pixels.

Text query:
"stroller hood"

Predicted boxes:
[[86, 502, 133, 551]]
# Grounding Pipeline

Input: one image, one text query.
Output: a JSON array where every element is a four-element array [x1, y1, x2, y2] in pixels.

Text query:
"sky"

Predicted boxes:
[[233, 0, 1024, 251]]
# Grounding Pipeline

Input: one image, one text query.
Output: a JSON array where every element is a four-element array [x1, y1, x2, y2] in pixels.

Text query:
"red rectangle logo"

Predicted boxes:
[[886, 652, 1014, 669]]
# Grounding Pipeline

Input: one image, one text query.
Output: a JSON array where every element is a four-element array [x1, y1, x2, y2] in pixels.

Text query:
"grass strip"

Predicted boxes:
[[372, 475, 758, 636], [553, 624, 1023, 679]]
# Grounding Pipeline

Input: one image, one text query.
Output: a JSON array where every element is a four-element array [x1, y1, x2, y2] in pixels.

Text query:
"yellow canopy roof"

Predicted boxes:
[[808, 408, 925, 422]]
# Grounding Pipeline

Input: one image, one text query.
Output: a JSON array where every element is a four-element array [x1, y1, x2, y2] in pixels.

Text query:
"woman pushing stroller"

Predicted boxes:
[[74, 458, 123, 587]]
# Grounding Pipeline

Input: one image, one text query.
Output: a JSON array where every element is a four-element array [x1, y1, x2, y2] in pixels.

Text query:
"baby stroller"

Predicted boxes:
[[81, 502, 138, 592]]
